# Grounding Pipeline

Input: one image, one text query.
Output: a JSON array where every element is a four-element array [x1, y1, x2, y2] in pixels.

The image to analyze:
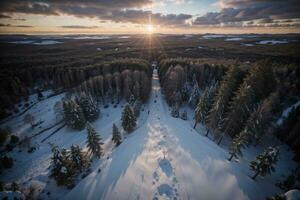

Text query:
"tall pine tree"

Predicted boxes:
[[193, 82, 217, 129], [207, 66, 245, 136], [86, 123, 103, 158], [77, 93, 100, 122], [63, 100, 86, 130], [250, 146, 279, 180], [223, 61, 276, 138], [70, 145, 90, 172], [121, 104, 136, 133], [245, 92, 279, 145], [228, 131, 249, 161], [112, 124, 122, 146], [49, 144, 76, 187]]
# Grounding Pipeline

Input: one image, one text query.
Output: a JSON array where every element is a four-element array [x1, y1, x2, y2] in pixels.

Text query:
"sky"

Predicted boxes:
[[0, 0, 299, 34]]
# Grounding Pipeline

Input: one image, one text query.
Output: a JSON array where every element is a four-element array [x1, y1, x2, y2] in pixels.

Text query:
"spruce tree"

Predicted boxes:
[[207, 66, 244, 135], [70, 145, 90, 172], [129, 94, 136, 106], [49, 144, 75, 187], [193, 82, 217, 128], [188, 74, 201, 107], [112, 124, 122, 146], [133, 100, 142, 117], [250, 146, 279, 180], [223, 62, 276, 138], [86, 123, 103, 158], [63, 100, 86, 130], [245, 92, 279, 145], [228, 131, 249, 161], [77, 93, 99, 122], [121, 104, 136, 133], [171, 104, 179, 118]]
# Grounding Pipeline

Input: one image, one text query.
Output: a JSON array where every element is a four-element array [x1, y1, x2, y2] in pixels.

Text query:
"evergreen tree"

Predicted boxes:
[[194, 88, 209, 128], [223, 62, 276, 138], [49, 144, 75, 187], [207, 66, 244, 135], [250, 146, 279, 180], [228, 131, 249, 161], [63, 100, 86, 130], [171, 104, 179, 118], [70, 145, 90, 172], [188, 74, 201, 107], [112, 124, 122, 146], [129, 94, 136, 106], [77, 93, 99, 122], [245, 92, 279, 145], [86, 123, 103, 158], [181, 110, 188, 120], [121, 104, 136, 133], [133, 100, 142, 117]]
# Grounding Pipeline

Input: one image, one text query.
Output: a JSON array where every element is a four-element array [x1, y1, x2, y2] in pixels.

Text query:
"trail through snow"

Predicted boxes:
[[64, 69, 294, 200]]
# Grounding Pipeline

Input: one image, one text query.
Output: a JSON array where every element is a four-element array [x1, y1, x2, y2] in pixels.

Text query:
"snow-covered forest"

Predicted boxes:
[[0, 34, 300, 200]]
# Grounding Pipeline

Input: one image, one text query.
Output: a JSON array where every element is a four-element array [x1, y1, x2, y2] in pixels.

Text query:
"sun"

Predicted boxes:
[[147, 24, 154, 33]]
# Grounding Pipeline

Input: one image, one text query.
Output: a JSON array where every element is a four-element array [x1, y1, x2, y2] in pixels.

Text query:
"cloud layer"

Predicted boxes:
[[0, 0, 299, 28], [194, 0, 300, 27]]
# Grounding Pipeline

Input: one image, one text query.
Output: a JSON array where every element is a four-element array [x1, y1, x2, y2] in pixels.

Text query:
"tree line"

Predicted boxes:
[[159, 58, 299, 164], [0, 58, 151, 120]]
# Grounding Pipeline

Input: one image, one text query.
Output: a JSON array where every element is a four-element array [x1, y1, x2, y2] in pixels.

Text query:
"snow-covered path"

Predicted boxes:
[[64, 69, 293, 200]]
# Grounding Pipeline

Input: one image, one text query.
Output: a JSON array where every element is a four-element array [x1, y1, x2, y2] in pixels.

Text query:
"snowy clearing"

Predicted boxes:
[[64, 70, 296, 200], [225, 38, 243, 41], [257, 40, 289, 45]]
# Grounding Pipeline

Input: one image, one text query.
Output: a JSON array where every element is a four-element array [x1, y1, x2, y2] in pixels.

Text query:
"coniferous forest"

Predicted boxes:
[[0, 30, 300, 200]]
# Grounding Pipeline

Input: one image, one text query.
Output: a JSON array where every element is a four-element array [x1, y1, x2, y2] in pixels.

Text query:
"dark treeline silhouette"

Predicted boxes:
[[0, 58, 151, 120]]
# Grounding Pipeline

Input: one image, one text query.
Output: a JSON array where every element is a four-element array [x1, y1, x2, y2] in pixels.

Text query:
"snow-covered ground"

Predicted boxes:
[[256, 39, 289, 45], [64, 70, 297, 200], [7, 40, 62, 45], [1, 69, 297, 200], [225, 37, 243, 41]]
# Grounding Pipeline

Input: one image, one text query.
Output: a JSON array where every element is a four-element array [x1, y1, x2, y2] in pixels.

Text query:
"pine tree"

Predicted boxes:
[[223, 82, 255, 137], [63, 100, 86, 130], [49, 144, 75, 187], [181, 110, 188, 120], [207, 66, 244, 135], [245, 92, 279, 145], [129, 94, 136, 106], [77, 93, 99, 122], [70, 145, 90, 172], [171, 104, 179, 118], [188, 74, 201, 107], [86, 123, 103, 158], [112, 124, 122, 146], [228, 131, 249, 161], [121, 104, 136, 133], [133, 100, 142, 117], [223, 62, 276, 138], [194, 88, 209, 128], [250, 146, 279, 180]]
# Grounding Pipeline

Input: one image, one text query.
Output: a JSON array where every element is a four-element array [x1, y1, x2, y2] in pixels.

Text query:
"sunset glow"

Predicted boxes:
[[0, 0, 299, 34]]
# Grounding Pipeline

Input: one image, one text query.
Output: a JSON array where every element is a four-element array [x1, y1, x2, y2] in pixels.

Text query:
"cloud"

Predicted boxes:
[[0, 0, 192, 27], [0, 13, 11, 18], [60, 25, 100, 29], [0, 23, 32, 27], [193, 0, 300, 27]]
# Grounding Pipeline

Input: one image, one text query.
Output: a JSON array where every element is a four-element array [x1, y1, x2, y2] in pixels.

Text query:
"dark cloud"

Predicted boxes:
[[0, 23, 11, 26], [0, 0, 191, 26], [193, 0, 300, 27]]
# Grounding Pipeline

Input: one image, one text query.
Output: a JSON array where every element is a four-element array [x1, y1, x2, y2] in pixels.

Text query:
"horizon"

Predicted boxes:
[[0, 0, 299, 34]]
